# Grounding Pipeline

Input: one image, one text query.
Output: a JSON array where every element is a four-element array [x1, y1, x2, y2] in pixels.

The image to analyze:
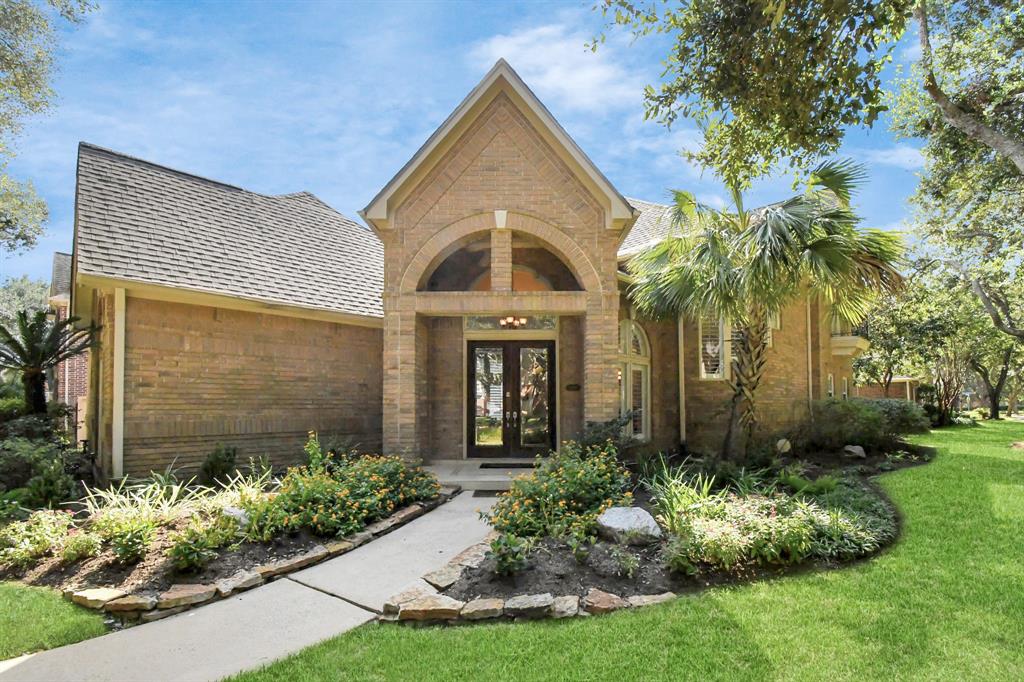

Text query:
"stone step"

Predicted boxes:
[[426, 459, 534, 491]]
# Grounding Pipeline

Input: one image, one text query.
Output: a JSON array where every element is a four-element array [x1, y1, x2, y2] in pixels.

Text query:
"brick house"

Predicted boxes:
[[69, 60, 863, 479], [48, 251, 89, 441]]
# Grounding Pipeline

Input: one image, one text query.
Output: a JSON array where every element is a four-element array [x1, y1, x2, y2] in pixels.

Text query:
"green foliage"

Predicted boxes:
[[101, 514, 156, 565], [0, 277, 47, 328], [166, 514, 240, 572], [198, 443, 237, 487], [238, 491, 288, 543], [803, 399, 887, 452], [482, 441, 632, 538], [276, 447, 440, 538], [59, 530, 101, 564], [594, 1, 911, 187], [644, 457, 722, 536], [0, 395, 24, 421], [609, 545, 639, 579], [0, 509, 73, 569], [24, 455, 74, 508], [778, 469, 839, 496], [579, 414, 637, 453], [0, 310, 99, 414], [0, 436, 76, 508], [486, 534, 533, 576]]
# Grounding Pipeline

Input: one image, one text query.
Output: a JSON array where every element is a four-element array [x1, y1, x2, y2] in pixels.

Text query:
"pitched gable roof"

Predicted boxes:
[[74, 143, 383, 319], [50, 251, 72, 299], [619, 198, 674, 257], [361, 59, 637, 230]]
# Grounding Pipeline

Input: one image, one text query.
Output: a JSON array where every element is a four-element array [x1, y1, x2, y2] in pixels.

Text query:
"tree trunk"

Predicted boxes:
[[22, 370, 47, 414], [719, 308, 770, 463]]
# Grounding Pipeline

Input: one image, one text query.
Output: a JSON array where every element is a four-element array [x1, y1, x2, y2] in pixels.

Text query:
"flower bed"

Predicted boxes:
[[0, 434, 447, 624], [383, 438, 928, 625]]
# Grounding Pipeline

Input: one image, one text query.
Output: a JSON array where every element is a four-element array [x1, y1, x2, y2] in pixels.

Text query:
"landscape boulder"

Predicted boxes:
[[71, 588, 125, 609], [843, 444, 867, 459], [461, 598, 504, 620], [503, 593, 554, 619], [582, 588, 629, 614], [398, 594, 464, 621], [596, 506, 662, 545]]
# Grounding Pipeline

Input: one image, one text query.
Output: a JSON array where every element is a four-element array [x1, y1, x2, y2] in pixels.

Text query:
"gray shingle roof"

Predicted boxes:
[[74, 143, 384, 319], [619, 198, 675, 257], [50, 251, 72, 298]]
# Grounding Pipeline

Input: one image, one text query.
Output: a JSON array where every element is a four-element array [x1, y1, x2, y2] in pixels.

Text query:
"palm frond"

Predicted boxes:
[[807, 159, 867, 206]]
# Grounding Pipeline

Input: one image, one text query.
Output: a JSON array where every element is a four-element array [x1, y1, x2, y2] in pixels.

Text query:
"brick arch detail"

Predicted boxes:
[[399, 211, 604, 294]]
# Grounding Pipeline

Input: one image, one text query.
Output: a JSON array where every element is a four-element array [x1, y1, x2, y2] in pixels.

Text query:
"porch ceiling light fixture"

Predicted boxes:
[[499, 315, 529, 329]]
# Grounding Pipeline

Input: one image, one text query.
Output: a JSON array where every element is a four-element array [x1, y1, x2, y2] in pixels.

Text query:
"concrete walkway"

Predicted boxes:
[[0, 492, 493, 682]]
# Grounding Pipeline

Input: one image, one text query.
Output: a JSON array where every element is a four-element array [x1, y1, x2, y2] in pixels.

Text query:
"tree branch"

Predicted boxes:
[[915, 2, 1024, 176], [971, 279, 1024, 339]]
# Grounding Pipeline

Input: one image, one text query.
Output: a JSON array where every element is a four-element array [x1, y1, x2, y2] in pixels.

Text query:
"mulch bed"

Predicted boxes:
[[12, 520, 326, 596]]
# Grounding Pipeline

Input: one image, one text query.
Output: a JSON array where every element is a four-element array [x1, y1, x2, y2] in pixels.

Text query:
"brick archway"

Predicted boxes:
[[398, 212, 604, 295]]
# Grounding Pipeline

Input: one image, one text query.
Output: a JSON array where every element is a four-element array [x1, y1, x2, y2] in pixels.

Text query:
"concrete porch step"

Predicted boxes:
[[426, 459, 534, 491]]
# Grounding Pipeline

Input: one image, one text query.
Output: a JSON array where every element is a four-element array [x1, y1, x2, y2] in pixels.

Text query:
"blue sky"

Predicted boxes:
[[0, 0, 925, 282]]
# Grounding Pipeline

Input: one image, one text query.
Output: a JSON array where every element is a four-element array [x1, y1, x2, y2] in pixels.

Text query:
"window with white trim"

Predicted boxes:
[[841, 377, 849, 400], [827, 374, 835, 399], [618, 320, 651, 442], [699, 314, 725, 379]]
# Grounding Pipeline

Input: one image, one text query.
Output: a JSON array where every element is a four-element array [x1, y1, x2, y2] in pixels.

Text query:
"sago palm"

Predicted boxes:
[[0, 310, 99, 414], [628, 160, 903, 462]]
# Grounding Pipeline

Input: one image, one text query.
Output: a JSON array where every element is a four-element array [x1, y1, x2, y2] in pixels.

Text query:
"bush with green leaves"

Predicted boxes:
[[25, 457, 75, 508], [802, 398, 930, 453], [199, 443, 237, 486], [60, 531, 102, 564], [483, 441, 632, 538], [166, 514, 240, 571], [237, 490, 289, 543], [0, 509, 74, 569], [96, 513, 157, 564], [486, 534, 533, 576], [0, 396, 24, 422]]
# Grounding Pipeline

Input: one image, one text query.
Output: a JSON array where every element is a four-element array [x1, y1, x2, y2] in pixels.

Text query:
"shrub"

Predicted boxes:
[[860, 399, 930, 440], [99, 513, 157, 564], [60, 531, 102, 564], [238, 491, 288, 543], [487, 534, 532, 576], [483, 441, 632, 538], [578, 414, 637, 453], [275, 469, 364, 537], [804, 399, 885, 451], [25, 457, 76, 508], [199, 444, 237, 486], [167, 514, 240, 571], [0, 396, 24, 422], [777, 469, 839, 496], [0, 510, 74, 569], [609, 545, 639, 578]]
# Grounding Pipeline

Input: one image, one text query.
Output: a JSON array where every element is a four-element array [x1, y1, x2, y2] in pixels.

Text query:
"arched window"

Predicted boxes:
[[618, 320, 651, 442]]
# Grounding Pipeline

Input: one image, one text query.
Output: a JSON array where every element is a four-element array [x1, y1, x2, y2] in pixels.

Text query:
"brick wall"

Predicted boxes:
[[51, 303, 90, 431], [682, 299, 813, 453], [118, 297, 382, 476]]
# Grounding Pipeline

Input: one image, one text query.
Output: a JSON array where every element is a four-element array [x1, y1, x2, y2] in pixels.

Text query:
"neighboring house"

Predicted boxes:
[[70, 60, 865, 479], [48, 251, 89, 441], [855, 376, 921, 402]]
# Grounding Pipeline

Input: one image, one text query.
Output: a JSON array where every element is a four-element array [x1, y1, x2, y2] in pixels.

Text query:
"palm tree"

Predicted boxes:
[[0, 310, 99, 414], [628, 160, 903, 462]]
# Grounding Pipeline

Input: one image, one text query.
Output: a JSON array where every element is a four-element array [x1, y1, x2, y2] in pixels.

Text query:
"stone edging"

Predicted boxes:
[[381, 535, 677, 624], [64, 486, 462, 624]]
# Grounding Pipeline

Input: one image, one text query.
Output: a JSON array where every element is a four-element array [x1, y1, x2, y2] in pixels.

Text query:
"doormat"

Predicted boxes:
[[479, 462, 537, 469]]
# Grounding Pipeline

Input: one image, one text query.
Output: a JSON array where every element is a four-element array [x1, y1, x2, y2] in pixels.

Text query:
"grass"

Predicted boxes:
[[0, 582, 107, 660], [234, 421, 1024, 681]]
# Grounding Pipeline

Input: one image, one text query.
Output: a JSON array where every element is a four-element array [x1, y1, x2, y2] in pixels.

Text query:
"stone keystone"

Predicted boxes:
[[104, 594, 157, 612], [157, 584, 217, 609], [583, 588, 629, 614], [71, 587, 126, 609], [503, 593, 554, 619], [398, 594, 464, 621], [596, 506, 662, 545], [461, 597, 504, 620]]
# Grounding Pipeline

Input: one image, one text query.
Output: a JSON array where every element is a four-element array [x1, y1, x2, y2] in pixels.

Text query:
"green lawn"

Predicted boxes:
[[0, 582, 108, 660], [235, 421, 1024, 681]]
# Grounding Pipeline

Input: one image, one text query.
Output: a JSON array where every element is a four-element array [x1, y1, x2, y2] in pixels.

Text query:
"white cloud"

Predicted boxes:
[[469, 23, 646, 113], [859, 145, 925, 170]]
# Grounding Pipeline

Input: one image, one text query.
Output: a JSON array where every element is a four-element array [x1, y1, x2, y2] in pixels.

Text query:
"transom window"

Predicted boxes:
[[618, 320, 651, 442]]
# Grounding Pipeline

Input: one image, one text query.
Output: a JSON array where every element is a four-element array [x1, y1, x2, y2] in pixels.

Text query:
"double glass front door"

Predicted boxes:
[[468, 340, 556, 458]]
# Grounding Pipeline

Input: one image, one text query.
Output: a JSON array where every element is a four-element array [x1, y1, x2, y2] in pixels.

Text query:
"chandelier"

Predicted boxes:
[[499, 316, 529, 329]]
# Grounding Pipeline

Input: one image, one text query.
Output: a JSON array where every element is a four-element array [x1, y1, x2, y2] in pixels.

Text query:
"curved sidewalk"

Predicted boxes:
[[0, 492, 492, 682]]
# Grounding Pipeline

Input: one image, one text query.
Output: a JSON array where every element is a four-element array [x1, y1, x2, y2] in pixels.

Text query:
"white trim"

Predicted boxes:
[[618, 320, 651, 443], [112, 288, 125, 479], [827, 373, 835, 399], [841, 376, 849, 400], [697, 315, 726, 380], [677, 316, 686, 443]]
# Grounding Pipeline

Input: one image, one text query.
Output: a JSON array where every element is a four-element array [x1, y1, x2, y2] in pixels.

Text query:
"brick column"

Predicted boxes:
[[491, 229, 512, 291], [382, 297, 425, 459], [583, 292, 621, 425]]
